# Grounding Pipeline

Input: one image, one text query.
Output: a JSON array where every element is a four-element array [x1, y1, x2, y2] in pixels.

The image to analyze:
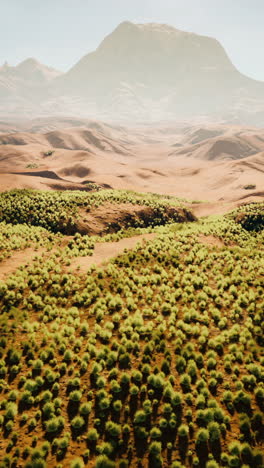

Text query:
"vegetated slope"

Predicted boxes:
[[68, 233, 157, 273], [0, 190, 194, 235], [0, 198, 263, 468], [227, 202, 264, 232]]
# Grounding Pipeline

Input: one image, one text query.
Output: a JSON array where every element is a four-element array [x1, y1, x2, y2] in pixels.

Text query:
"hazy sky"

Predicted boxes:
[[2, 0, 264, 80]]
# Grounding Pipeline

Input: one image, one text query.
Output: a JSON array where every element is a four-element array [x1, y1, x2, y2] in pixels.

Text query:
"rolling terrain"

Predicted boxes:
[[0, 121, 263, 468], [0, 120, 263, 206]]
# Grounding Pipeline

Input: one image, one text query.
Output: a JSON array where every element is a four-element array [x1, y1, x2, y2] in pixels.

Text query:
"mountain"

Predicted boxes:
[[52, 22, 264, 122], [0, 59, 62, 113], [1, 22, 264, 123], [0, 58, 61, 91], [58, 22, 238, 96]]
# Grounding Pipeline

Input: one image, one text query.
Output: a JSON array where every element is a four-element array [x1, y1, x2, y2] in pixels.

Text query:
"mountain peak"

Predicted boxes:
[[15, 58, 62, 81], [102, 21, 186, 42], [16, 58, 61, 74], [137, 22, 184, 33], [17, 57, 40, 67], [115, 21, 135, 30], [114, 21, 185, 34], [79, 20, 234, 78]]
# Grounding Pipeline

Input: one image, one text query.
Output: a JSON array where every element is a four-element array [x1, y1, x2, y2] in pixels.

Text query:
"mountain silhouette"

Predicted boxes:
[[1, 22, 264, 123]]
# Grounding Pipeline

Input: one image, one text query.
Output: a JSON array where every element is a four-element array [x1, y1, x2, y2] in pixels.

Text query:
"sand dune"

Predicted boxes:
[[0, 120, 263, 204], [170, 132, 264, 160], [0, 128, 133, 155], [0, 117, 128, 136]]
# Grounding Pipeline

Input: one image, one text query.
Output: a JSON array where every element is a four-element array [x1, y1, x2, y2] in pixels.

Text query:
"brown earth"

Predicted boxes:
[[69, 233, 157, 273], [0, 247, 45, 281], [74, 202, 196, 236], [0, 234, 157, 280], [198, 234, 224, 248], [3, 231, 227, 282]]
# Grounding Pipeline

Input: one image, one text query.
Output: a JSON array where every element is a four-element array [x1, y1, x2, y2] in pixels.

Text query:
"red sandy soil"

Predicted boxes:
[[0, 234, 157, 280], [69, 233, 157, 273], [76, 202, 150, 236], [198, 234, 224, 247], [75, 202, 195, 236], [0, 247, 45, 281]]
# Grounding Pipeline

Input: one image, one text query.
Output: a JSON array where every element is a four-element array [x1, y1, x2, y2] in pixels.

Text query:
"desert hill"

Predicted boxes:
[[0, 124, 134, 155], [0, 120, 263, 203], [0, 59, 61, 100], [170, 134, 264, 160], [0, 117, 126, 136]]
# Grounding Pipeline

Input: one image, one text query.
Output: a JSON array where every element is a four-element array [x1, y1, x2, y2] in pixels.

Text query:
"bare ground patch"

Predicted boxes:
[[198, 234, 224, 248], [69, 233, 157, 273], [190, 202, 236, 218], [76, 202, 196, 236], [0, 247, 45, 280]]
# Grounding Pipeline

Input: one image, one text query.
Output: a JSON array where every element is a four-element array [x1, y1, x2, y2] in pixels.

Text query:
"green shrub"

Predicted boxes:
[[69, 390, 82, 402], [87, 428, 99, 442], [208, 422, 221, 443], [178, 424, 189, 438], [80, 402, 92, 415], [71, 416, 85, 430], [196, 428, 209, 446], [5, 402, 18, 420], [45, 416, 64, 433], [105, 421, 121, 438], [149, 441, 162, 455], [70, 458, 84, 468], [95, 455, 115, 468]]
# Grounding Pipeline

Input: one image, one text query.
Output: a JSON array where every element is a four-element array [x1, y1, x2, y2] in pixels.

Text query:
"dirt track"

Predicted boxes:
[[0, 234, 157, 280], [0, 248, 44, 281], [69, 233, 157, 273]]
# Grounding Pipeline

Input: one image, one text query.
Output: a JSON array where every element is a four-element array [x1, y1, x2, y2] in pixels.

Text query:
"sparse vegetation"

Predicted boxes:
[[26, 164, 39, 169], [243, 184, 256, 190]]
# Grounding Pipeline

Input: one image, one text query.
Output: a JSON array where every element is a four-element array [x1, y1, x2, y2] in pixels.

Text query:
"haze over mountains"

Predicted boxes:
[[1, 21, 263, 204], [1, 22, 264, 125], [0, 59, 61, 110]]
